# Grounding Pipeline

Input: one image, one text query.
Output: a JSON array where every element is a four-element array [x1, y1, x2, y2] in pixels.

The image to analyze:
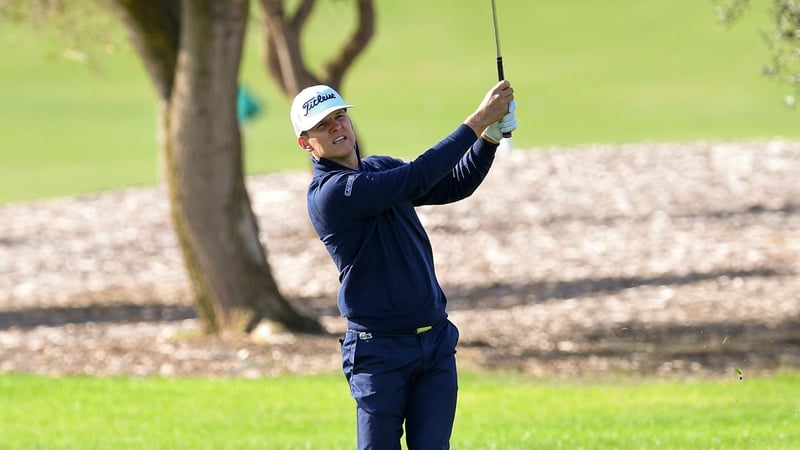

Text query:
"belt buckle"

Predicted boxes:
[[415, 325, 433, 334]]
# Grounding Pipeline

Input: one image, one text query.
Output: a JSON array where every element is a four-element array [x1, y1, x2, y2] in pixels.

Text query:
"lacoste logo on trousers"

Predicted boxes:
[[358, 332, 373, 340]]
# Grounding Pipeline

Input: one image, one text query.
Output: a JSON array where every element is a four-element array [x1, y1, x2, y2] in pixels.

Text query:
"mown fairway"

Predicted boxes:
[[1, 0, 797, 203], [1, 372, 798, 449]]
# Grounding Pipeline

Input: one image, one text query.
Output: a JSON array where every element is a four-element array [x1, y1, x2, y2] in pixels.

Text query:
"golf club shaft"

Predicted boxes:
[[490, 0, 511, 138]]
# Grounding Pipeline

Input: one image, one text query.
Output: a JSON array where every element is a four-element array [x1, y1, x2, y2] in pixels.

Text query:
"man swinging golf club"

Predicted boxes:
[[290, 80, 517, 449]]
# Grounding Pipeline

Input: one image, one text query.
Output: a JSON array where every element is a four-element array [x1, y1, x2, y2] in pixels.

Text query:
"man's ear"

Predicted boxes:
[[297, 136, 312, 151]]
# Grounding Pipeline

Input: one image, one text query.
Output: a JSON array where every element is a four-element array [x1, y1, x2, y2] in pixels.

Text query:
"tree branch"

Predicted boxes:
[[109, 0, 181, 101], [321, 0, 374, 89], [290, 0, 316, 29], [259, 0, 318, 95]]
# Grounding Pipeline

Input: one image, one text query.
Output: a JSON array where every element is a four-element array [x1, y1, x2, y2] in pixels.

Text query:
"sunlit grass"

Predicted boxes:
[[1, 371, 798, 449]]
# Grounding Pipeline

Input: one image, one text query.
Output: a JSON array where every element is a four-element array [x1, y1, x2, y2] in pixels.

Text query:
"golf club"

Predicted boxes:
[[490, 0, 512, 138]]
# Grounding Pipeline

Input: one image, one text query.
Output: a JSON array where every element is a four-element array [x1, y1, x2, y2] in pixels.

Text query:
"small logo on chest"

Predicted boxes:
[[344, 174, 358, 197]]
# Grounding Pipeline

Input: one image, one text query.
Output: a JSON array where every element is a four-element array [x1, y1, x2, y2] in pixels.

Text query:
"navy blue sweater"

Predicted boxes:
[[307, 124, 499, 332]]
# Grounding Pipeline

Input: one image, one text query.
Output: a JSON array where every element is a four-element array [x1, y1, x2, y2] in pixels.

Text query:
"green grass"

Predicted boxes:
[[1, 0, 798, 204], [1, 371, 798, 449]]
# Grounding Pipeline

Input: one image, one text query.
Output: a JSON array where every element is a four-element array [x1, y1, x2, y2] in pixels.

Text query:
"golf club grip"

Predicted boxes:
[[496, 56, 505, 81], [496, 57, 512, 138]]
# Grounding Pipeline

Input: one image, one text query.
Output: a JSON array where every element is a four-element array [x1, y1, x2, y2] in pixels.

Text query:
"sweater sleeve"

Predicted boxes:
[[313, 124, 479, 222], [412, 136, 499, 206]]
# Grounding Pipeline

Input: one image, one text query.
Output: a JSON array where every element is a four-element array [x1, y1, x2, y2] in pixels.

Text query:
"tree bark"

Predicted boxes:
[[111, 0, 323, 334]]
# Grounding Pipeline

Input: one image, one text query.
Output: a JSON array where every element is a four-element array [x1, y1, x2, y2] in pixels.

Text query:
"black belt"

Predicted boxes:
[[346, 320, 441, 337], [340, 323, 438, 346]]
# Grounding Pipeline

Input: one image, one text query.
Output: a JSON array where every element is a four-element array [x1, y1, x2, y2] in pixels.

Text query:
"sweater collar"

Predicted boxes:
[[311, 143, 363, 174]]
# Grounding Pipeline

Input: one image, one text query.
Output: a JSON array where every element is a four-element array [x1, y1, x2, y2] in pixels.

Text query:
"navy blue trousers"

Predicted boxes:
[[341, 320, 460, 450]]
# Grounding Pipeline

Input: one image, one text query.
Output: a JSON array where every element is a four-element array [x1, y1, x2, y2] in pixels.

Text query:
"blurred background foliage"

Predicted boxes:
[[0, 0, 798, 204]]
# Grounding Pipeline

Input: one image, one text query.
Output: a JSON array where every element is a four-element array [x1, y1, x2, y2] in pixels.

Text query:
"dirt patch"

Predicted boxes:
[[1, 139, 799, 379]]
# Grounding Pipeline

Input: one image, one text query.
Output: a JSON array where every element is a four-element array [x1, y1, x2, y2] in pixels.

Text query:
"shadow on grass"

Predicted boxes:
[[0, 267, 789, 330], [468, 315, 800, 375], [0, 303, 196, 330], [444, 267, 789, 311]]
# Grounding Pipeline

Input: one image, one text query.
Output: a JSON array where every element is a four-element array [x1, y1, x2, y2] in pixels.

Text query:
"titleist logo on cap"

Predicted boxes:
[[302, 93, 337, 116]]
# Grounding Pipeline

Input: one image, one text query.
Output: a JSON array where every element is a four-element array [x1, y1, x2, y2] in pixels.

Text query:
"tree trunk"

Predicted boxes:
[[112, 0, 323, 334]]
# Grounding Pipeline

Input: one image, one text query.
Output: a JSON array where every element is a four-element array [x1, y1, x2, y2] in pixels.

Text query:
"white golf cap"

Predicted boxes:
[[290, 85, 354, 137]]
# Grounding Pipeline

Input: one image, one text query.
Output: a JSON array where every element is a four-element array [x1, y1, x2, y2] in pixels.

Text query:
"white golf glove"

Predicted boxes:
[[482, 100, 518, 144]]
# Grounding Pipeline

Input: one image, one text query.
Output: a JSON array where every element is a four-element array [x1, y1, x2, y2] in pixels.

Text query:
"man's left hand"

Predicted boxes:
[[482, 101, 518, 144]]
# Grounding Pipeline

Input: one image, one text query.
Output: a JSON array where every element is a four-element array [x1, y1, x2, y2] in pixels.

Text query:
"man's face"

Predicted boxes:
[[298, 109, 357, 168]]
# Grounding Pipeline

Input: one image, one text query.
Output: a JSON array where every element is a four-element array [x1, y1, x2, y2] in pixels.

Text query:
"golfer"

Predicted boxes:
[[290, 80, 517, 449]]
